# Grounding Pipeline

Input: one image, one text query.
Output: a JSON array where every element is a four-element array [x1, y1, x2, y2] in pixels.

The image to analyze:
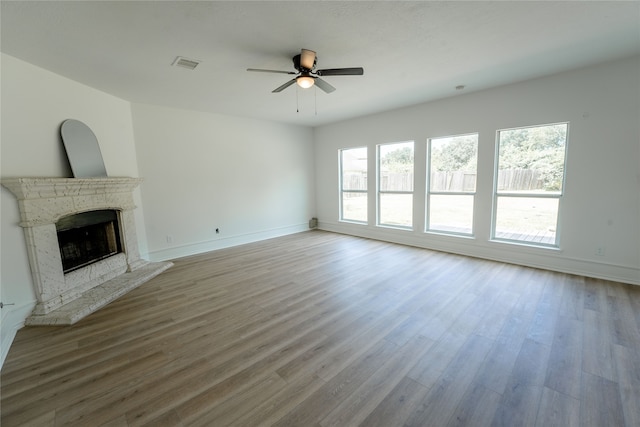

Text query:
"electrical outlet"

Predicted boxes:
[[166, 235, 173, 244], [595, 246, 605, 256]]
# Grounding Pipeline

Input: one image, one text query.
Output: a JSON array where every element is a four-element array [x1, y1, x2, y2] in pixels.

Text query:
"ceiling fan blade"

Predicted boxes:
[[317, 67, 364, 76], [247, 68, 296, 74], [272, 78, 297, 93], [300, 49, 316, 70], [314, 77, 336, 94]]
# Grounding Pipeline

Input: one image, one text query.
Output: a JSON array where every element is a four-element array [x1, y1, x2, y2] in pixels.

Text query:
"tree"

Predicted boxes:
[[381, 145, 413, 173], [430, 135, 478, 172], [498, 124, 567, 191]]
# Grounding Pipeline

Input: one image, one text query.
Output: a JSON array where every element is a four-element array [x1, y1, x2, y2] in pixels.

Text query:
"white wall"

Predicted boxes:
[[0, 54, 315, 369], [0, 54, 316, 368], [2, 50, 637, 373], [131, 103, 315, 261], [0, 53, 145, 366], [314, 56, 640, 285]]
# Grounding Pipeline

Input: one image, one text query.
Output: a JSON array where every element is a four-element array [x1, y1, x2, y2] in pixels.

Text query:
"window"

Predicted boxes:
[[378, 141, 414, 228], [339, 147, 368, 223], [493, 123, 568, 246], [427, 133, 478, 235]]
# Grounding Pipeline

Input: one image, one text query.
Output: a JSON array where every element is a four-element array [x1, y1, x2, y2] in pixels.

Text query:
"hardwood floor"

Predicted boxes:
[[2, 230, 639, 426]]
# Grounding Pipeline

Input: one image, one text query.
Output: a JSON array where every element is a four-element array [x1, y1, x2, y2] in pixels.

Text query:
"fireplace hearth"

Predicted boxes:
[[1, 177, 173, 325]]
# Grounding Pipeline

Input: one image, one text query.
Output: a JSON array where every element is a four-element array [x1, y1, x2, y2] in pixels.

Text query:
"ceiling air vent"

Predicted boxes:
[[172, 56, 200, 70]]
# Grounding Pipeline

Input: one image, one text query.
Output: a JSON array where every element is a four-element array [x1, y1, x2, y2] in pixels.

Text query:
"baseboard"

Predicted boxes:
[[147, 223, 311, 262], [1, 300, 36, 370], [319, 221, 640, 286]]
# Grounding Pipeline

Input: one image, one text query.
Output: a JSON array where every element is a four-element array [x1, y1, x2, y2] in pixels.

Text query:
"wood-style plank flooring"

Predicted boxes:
[[2, 230, 639, 426]]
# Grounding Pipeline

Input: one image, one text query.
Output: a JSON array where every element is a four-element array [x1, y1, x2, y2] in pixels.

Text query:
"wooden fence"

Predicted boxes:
[[380, 172, 414, 191], [496, 169, 543, 191], [343, 169, 542, 193], [429, 172, 476, 192], [342, 173, 367, 191]]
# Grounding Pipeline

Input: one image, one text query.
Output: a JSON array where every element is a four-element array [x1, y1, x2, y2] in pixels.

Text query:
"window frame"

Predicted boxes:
[[426, 132, 479, 237], [377, 140, 415, 229], [491, 122, 569, 248], [339, 146, 368, 224]]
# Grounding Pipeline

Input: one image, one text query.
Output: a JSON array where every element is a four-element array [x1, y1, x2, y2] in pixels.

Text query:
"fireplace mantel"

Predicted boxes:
[[1, 176, 143, 198], [2, 177, 172, 325], [2, 177, 143, 226]]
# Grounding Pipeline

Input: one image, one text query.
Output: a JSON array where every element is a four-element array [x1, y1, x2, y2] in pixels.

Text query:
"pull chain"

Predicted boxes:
[[296, 86, 299, 113]]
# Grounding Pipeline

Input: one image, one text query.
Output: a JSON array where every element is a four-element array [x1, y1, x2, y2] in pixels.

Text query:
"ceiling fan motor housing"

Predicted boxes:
[[293, 54, 316, 72]]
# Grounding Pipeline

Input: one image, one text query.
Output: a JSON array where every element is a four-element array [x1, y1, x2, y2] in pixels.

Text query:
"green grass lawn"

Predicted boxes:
[[342, 193, 558, 244]]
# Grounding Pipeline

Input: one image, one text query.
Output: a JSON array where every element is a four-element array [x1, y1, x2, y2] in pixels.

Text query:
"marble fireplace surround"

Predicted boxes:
[[2, 177, 172, 325]]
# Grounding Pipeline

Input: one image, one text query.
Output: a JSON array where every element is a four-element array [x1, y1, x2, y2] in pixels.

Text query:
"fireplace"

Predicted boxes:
[[1, 177, 173, 325], [57, 210, 122, 273]]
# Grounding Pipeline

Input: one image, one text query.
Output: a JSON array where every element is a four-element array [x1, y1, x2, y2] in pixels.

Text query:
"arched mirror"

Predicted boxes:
[[60, 119, 107, 177]]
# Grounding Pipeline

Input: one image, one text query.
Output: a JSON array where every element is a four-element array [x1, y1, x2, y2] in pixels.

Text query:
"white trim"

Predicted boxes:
[[319, 221, 640, 286], [339, 147, 369, 224], [147, 223, 310, 262], [426, 132, 479, 235], [377, 141, 415, 228], [1, 300, 36, 370], [491, 122, 569, 247]]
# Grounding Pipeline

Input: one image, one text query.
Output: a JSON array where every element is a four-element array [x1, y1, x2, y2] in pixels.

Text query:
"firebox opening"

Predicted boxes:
[[56, 210, 122, 273]]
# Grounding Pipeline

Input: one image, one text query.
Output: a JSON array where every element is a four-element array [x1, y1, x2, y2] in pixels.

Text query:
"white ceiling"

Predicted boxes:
[[2, 1, 639, 127]]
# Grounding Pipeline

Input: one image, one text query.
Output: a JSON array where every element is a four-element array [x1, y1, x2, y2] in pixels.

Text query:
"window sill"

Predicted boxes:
[[489, 238, 562, 252], [377, 224, 413, 232], [425, 230, 475, 240]]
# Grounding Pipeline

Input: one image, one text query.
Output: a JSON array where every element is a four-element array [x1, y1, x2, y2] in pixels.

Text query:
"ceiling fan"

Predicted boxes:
[[247, 49, 364, 93]]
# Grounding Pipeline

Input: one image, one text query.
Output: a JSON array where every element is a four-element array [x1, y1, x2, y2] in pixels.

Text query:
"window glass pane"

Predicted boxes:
[[340, 147, 367, 223], [341, 147, 367, 191], [341, 192, 367, 222], [379, 193, 413, 227], [379, 142, 414, 191], [494, 196, 559, 245], [493, 123, 567, 247], [430, 134, 478, 192], [497, 124, 567, 194], [429, 194, 474, 234]]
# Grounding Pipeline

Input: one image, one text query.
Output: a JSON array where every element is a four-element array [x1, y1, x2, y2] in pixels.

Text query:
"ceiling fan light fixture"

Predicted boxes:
[[296, 75, 315, 89]]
